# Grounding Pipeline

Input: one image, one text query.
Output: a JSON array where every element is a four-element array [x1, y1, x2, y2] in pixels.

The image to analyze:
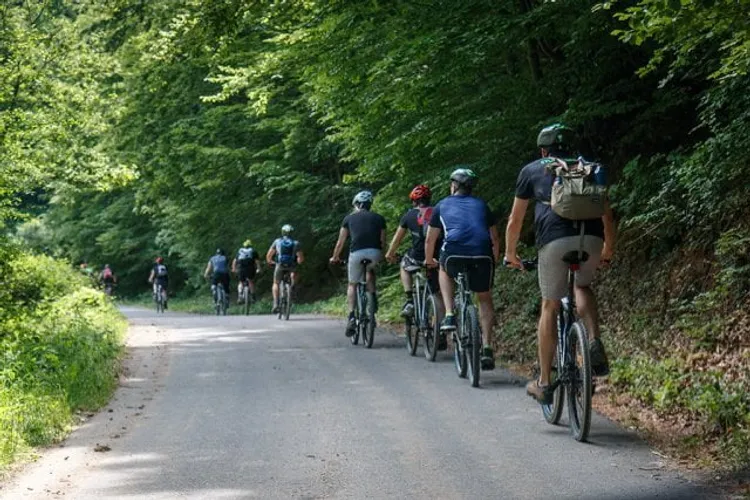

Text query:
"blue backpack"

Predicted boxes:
[[277, 238, 296, 265]]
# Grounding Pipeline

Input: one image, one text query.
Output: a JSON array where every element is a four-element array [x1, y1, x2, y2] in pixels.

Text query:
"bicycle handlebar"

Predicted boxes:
[[502, 257, 538, 271]]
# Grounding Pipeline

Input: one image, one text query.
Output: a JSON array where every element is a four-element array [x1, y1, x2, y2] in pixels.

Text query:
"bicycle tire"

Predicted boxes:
[[364, 312, 375, 349], [453, 303, 468, 378], [243, 286, 250, 315], [423, 294, 439, 362], [220, 288, 228, 316], [351, 286, 363, 346], [567, 321, 592, 442], [284, 283, 292, 321], [405, 315, 417, 355], [466, 305, 481, 388], [542, 352, 564, 425]]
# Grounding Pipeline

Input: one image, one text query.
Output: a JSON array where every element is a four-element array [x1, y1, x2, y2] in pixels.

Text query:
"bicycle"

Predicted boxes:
[[277, 270, 292, 321], [212, 283, 228, 316], [506, 252, 593, 442], [444, 255, 493, 388], [239, 278, 254, 315], [402, 258, 441, 361], [154, 283, 166, 313], [349, 258, 376, 349]]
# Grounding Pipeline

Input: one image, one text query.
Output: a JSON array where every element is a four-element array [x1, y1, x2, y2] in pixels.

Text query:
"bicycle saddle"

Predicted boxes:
[[360, 259, 372, 266], [562, 251, 589, 265]]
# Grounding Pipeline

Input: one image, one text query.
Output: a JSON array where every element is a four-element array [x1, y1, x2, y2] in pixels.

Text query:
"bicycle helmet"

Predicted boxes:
[[537, 123, 575, 149], [243, 239, 253, 247], [449, 167, 478, 188], [409, 184, 432, 202], [216, 248, 225, 255], [352, 190, 374, 207], [155, 257, 164, 264], [281, 224, 294, 235]]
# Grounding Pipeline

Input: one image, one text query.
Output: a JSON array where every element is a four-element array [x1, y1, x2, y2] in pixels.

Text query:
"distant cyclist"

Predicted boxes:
[[330, 191, 387, 336], [266, 225, 304, 314], [148, 257, 169, 309], [233, 239, 261, 304], [505, 123, 615, 403], [385, 184, 444, 323], [204, 248, 231, 305], [99, 264, 117, 296], [425, 168, 501, 370]]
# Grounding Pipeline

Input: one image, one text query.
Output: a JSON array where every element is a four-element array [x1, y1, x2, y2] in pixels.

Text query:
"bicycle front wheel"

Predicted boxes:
[[465, 305, 481, 388], [567, 321, 592, 442], [351, 287, 363, 346], [422, 294, 439, 362], [405, 315, 417, 356]]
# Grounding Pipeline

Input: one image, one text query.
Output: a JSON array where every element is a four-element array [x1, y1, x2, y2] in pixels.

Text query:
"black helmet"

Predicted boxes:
[[537, 123, 575, 149], [450, 167, 478, 188], [216, 248, 224, 256]]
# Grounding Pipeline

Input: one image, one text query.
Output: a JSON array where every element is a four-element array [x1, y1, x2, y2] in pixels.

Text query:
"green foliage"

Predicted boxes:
[[0, 249, 125, 468]]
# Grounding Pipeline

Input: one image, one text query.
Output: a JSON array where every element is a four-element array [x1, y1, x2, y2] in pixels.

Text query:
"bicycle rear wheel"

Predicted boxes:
[[465, 306, 481, 388], [243, 286, 250, 315], [567, 321, 592, 442], [542, 353, 564, 425], [405, 315, 417, 356], [284, 283, 292, 320], [351, 286, 363, 346], [422, 294, 439, 362]]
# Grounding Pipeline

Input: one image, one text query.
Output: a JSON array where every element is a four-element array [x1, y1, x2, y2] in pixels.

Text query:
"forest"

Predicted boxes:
[[1, 0, 749, 468]]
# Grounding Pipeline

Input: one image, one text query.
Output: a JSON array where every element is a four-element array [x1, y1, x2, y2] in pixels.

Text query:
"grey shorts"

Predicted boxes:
[[274, 263, 296, 282], [538, 235, 603, 300], [348, 249, 382, 283]]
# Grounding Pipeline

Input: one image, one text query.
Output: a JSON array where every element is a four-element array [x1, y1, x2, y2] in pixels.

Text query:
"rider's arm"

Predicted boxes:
[[296, 250, 305, 264], [424, 226, 441, 266], [148, 269, 155, 283], [601, 201, 616, 262], [266, 245, 276, 266], [385, 227, 407, 261], [231, 258, 237, 273], [331, 227, 348, 261], [203, 261, 212, 279], [505, 197, 529, 267], [489, 225, 501, 263]]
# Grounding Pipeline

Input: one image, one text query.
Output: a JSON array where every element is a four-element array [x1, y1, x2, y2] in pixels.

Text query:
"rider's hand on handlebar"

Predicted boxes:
[[385, 252, 398, 265], [424, 257, 439, 269], [329, 256, 341, 265], [503, 254, 524, 271]]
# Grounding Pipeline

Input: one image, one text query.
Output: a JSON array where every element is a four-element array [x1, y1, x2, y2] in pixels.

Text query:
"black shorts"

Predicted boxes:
[[154, 277, 168, 288], [212, 272, 230, 292], [440, 253, 494, 293], [401, 255, 440, 293], [238, 265, 256, 283]]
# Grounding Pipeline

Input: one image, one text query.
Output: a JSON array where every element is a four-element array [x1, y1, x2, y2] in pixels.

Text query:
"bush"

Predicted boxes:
[[0, 248, 125, 468]]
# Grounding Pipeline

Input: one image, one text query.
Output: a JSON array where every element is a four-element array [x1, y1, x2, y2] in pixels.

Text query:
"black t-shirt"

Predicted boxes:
[[342, 210, 387, 252], [400, 207, 440, 261], [515, 158, 605, 248], [152, 263, 168, 282]]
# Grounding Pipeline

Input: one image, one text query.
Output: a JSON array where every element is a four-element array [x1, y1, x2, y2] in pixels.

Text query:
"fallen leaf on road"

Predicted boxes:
[[94, 444, 111, 452]]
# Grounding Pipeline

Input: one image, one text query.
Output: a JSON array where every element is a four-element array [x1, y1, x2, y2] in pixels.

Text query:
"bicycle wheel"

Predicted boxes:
[[567, 321, 592, 442], [405, 314, 417, 356], [284, 283, 292, 320], [453, 303, 467, 378], [423, 294, 439, 362], [220, 288, 228, 316], [465, 305, 481, 388], [364, 311, 375, 349], [243, 286, 250, 315], [351, 286, 362, 346], [542, 352, 564, 425]]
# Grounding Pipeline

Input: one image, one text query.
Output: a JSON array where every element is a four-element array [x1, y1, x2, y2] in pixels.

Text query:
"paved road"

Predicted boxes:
[[1, 308, 713, 499]]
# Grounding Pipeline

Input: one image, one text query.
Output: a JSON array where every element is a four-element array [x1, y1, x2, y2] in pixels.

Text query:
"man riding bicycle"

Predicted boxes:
[[504, 123, 616, 403], [385, 184, 444, 324], [148, 257, 169, 309], [330, 191, 387, 337], [233, 239, 260, 304], [425, 168, 501, 370], [266, 225, 304, 314], [204, 248, 231, 306], [99, 264, 117, 295]]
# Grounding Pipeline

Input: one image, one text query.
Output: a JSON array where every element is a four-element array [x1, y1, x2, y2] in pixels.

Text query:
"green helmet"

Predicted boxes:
[[537, 123, 575, 149], [243, 239, 253, 247], [450, 166, 478, 188]]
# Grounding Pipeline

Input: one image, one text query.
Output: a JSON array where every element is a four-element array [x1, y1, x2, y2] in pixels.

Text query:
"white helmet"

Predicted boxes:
[[352, 190, 374, 207], [281, 224, 294, 235]]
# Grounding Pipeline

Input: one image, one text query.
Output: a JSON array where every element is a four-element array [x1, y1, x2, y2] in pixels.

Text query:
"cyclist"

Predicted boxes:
[[385, 184, 444, 331], [424, 167, 501, 370], [204, 248, 231, 307], [233, 239, 260, 304], [266, 225, 304, 314], [99, 264, 117, 296], [329, 191, 387, 336], [504, 123, 615, 404], [148, 257, 169, 309]]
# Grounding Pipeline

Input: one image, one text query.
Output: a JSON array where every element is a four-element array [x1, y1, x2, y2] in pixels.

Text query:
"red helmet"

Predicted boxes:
[[409, 184, 431, 202], [155, 257, 164, 264]]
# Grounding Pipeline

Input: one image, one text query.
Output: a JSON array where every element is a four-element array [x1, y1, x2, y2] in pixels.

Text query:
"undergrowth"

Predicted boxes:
[[0, 249, 125, 470]]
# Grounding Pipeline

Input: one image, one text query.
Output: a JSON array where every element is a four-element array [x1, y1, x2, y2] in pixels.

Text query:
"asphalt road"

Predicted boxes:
[[1, 307, 714, 499]]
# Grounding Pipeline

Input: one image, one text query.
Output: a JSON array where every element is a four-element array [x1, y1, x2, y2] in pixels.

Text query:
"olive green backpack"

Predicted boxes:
[[543, 157, 607, 220]]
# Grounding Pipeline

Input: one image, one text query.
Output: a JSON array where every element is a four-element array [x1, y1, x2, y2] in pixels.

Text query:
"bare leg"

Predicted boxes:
[[476, 292, 495, 346], [249, 280, 256, 295], [539, 299, 560, 385], [272, 282, 279, 305], [366, 269, 376, 293], [400, 267, 412, 292], [347, 283, 356, 312], [574, 285, 600, 339], [439, 269, 455, 315]]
